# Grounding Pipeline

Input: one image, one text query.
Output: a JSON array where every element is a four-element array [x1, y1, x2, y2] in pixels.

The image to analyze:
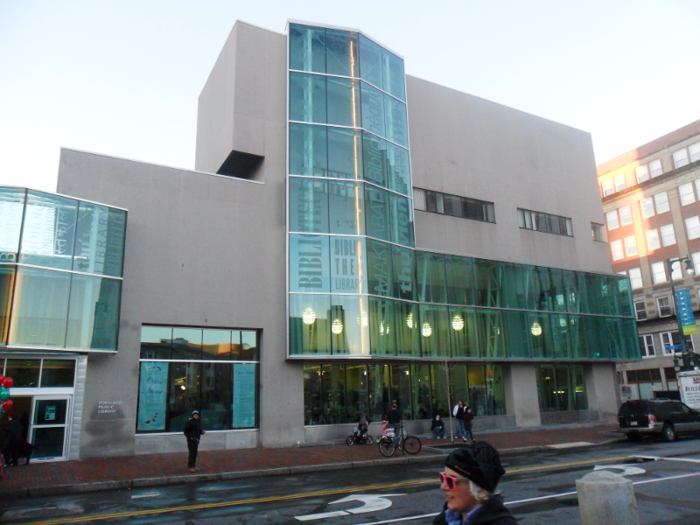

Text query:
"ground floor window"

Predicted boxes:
[[137, 325, 259, 433], [303, 362, 505, 425], [536, 364, 588, 412]]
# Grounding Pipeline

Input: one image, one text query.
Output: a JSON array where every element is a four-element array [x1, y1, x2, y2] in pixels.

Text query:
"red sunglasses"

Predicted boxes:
[[439, 471, 469, 490]]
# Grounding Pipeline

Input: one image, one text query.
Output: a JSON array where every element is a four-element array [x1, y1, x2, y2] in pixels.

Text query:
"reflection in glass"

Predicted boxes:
[[361, 83, 385, 137], [290, 293, 331, 355], [359, 34, 382, 87], [20, 191, 78, 271], [241, 331, 259, 361], [345, 363, 368, 422], [167, 361, 201, 431], [369, 297, 395, 355], [66, 275, 121, 350], [391, 245, 414, 301], [394, 300, 419, 356], [325, 29, 358, 77], [327, 78, 360, 127], [328, 128, 361, 179], [477, 309, 506, 358], [416, 252, 446, 303], [202, 329, 232, 360], [40, 360, 76, 387], [330, 236, 366, 294], [362, 133, 387, 187], [0, 187, 26, 258], [382, 49, 406, 100], [32, 427, 65, 459], [5, 359, 40, 387], [10, 267, 71, 347], [445, 256, 474, 305], [0, 265, 15, 343], [141, 326, 172, 359], [366, 239, 392, 296], [450, 307, 479, 358], [365, 186, 390, 241], [383, 95, 408, 147], [289, 124, 327, 177], [322, 363, 346, 423], [33, 399, 68, 425], [289, 178, 329, 233], [387, 143, 411, 195], [289, 24, 326, 73], [172, 328, 203, 360], [289, 72, 326, 123], [419, 304, 450, 357], [329, 181, 365, 236], [201, 362, 232, 430], [330, 295, 370, 355], [73, 202, 126, 277], [389, 193, 414, 247]]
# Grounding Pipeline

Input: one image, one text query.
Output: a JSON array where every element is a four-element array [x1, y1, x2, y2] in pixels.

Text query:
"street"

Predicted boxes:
[[2, 438, 700, 524]]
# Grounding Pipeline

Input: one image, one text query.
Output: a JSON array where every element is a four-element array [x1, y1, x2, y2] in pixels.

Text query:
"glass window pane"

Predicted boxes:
[[200, 362, 232, 430], [501, 263, 525, 309], [330, 236, 366, 293], [202, 329, 233, 360], [477, 309, 506, 358], [467, 366, 487, 416], [395, 300, 419, 356], [73, 205, 127, 278], [289, 234, 330, 293], [0, 265, 15, 344], [5, 359, 40, 387], [0, 187, 26, 259], [369, 364, 390, 421], [172, 328, 203, 360], [387, 143, 411, 195], [325, 29, 358, 77], [289, 123, 327, 177], [290, 293, 331, 355], [389, 193, 414, 247], [474, 259, 501, 307], [449, 306, 479, 358], [33, 399, 67, 426], [445, 255, 475, 305], [331, 295, 370, 355], [419, 304, 450, 357], [392, 245, 415, 301], [369, 297, 396, 355], [327, 78, 359, 127], [345, 363, 369, 423], [328, 128, 362, 179], [411, 364, 433, 419], [166, 362, 200, 432], [361, 82, 385, 137], [362, 132, 388, 187], [416, 252, 446, 303], [329, 181, 365, 236], [486, 365, 506, 415], [321, 364, 347, 423], [39, 359, 75, 387], [367, 239, 392, 296], [141, 326, 172, 359], [289, 24, 325, 73], [359, 34, 382, 87], [20, 191, 78, 271], [382, 49, 405, 100], [304, 364, 323, 425], [443, 195, 463, 217], [503, 310, 531, 358], [550, 314, 572, 358], [240, 331, 258, 361], [289, 178, 329, 233], [383, 95, 408, 147], [365, 185, 391, 241], [289, 72, 326, 123], [537, 364, 557, 412], [10, 267, 70, 347], [568, 315, 587, 358], [231, 331, 242, 360], [66, 275, 121, 351]]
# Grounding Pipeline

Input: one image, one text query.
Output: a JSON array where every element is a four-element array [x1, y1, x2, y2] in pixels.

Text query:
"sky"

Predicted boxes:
[[1, 0, 699, 193]]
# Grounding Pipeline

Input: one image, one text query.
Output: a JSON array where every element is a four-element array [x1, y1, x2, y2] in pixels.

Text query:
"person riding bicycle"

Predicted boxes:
[[386, 402, 402, 443]]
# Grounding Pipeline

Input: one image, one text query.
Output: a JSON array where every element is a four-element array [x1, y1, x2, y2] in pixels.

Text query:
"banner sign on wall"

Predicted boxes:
[[233, 363, 256, 428], [137, 362, 168, 431], [676, 289, 698, 335]]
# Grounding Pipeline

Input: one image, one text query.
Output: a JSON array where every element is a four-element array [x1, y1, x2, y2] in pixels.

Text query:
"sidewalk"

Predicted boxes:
[[0, 422, 621, 499]]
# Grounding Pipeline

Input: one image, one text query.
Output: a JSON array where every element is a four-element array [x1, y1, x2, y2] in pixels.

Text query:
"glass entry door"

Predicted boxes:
[[30, 396, 71, 461]]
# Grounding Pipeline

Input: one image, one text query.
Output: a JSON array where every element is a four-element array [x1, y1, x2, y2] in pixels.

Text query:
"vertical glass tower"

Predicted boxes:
[[287, 23, 415, 356]]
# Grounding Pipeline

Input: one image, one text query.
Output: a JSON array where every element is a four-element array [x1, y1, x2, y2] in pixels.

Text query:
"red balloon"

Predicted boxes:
[[0, 375, 4, 384], [3, 377, 12, 389], [2, 399, 12, 412]]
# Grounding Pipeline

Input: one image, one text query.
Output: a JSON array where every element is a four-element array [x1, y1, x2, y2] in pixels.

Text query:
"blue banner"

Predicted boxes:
[[233, 363, 256, 428], [137, 362, 168, 431], [676, 288, 698, 335]]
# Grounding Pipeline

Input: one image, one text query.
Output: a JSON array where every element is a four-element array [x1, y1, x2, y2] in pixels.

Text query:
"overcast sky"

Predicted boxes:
[[1, 0, 699, 192]]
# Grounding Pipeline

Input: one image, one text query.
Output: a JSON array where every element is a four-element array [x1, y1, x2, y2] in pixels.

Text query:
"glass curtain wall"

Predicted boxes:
[[0, 188, 126, 351]]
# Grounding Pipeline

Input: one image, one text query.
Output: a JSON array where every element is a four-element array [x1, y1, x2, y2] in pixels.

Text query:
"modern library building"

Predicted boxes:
[[0, 20, 638, 460]]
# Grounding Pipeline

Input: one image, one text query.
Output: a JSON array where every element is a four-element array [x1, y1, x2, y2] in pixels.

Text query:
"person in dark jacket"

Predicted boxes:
[[4, 411, 23, 467], [431, 414, 446, 439], [453, 400, 467, 442], [463, 406, 475, 442], [183, 410, 205, 472], [386, 402, 402, 442], [433, 442, 516, 525]]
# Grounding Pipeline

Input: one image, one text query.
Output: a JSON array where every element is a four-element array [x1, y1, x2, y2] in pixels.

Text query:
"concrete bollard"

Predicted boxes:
[[576, 471, 639, 525]]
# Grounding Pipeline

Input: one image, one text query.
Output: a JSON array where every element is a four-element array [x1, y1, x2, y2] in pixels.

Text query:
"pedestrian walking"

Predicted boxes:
[[434, 442, 516, 525], [453, 400, 466, 442], [431, 414, 446, 439], [183, 410, 205, 472], [463, 406, 475, 442]]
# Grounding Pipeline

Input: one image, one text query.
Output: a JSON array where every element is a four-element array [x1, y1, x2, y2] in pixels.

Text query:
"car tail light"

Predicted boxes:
[[649, 414, 656, 423]]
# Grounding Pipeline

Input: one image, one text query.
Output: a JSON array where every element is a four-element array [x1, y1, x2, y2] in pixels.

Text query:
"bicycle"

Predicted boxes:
[[378, 420, 422, 457]]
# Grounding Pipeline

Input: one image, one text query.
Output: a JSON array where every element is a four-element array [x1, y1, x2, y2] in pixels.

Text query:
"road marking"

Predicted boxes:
[[593, 464, 646, 476], [548, 442, 593, 449], [296, 494, 405, 521], [131, 491, 160, 499], [634, 455, 700, 464], [13, 455, 638, 525]]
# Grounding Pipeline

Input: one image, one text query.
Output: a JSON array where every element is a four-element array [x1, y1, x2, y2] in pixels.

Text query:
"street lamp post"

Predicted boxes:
[[665, 256, 696, 371]]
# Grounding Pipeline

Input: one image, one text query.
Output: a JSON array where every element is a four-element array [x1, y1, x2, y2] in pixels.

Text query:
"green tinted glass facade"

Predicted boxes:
[[0, 188, 126, 351], [287, 24, 637, 363]]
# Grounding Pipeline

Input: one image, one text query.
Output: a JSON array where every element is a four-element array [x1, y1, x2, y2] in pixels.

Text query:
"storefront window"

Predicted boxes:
[[41, 360, 76, 387], [5, 359, 40, 387]]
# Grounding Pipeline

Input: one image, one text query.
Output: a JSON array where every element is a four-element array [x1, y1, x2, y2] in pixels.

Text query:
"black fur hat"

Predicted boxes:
[[445, 441, 505, 493]]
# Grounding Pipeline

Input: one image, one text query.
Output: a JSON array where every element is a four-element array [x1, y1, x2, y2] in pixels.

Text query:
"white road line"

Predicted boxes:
[[355, 471, 700, 525], [131, 491, 160, 499], [634, 454, 700, 464]]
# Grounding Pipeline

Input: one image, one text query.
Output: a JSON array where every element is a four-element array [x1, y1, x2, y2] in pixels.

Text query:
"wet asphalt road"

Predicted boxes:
[[3, 438, 700, 525]]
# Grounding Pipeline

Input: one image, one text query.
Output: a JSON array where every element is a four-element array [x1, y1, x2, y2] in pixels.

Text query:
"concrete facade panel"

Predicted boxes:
[[503, 364, 542, 427]]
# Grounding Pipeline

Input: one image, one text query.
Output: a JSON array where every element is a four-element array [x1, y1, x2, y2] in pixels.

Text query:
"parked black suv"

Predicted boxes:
[[618, 399, 700, 442]]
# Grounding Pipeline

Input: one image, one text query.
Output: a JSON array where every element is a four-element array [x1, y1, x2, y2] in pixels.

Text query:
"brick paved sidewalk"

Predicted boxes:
[[0, 422, 620, 499]]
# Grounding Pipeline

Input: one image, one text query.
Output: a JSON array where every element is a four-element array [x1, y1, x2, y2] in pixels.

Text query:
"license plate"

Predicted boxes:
[[630, 421, 638, 426]]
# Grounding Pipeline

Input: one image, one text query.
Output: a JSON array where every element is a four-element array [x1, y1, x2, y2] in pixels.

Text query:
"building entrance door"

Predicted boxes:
[[29, 396, 72, 461]]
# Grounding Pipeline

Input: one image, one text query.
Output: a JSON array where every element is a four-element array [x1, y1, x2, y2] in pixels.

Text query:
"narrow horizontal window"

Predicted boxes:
[[414, 187, 495, 224], [517, 208, 573, 237]]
